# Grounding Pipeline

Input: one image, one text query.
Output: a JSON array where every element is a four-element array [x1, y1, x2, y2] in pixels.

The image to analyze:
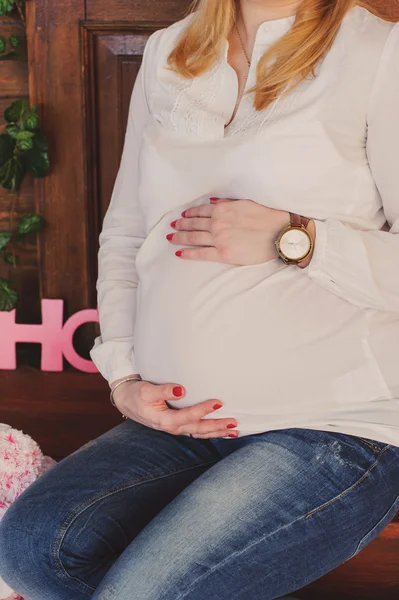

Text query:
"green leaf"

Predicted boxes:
[[26, 132, 50, 177], [16, 137, 34, 151], [5, 123, 20, 139], [0, 134, 13, 165], [0, 231, 12, 250], [0, 36, 6, 53], [9, 34, 20, 49], [15, 130, 35, 141], [0, 155, 26, 191], [0, 1, 15, 17], [17, 213, 44, 235], [24, 106, 39, 131], [6, 125, 35, 141], [4, 98, 28, 123], [3, 251, 18, 266], [0, 278, 18, 311]]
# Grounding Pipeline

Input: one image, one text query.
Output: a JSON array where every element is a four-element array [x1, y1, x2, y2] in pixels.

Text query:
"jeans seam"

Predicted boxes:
[[355, 436, 383, 454], [358, 438, 380, 452], [51, 460, 218, 591], [174, 444, 392, 600], [304, 444, 391, 519]]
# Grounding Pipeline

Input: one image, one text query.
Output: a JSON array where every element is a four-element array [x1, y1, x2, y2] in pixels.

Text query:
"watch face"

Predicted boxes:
[[279, 228, 311, 260]]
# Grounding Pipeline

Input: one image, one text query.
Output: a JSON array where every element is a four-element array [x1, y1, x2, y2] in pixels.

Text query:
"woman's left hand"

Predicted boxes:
[[167, 197, 291, 266]]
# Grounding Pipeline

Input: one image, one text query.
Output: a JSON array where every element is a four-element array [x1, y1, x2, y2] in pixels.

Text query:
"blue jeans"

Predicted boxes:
[[0, 421, 398, 600]]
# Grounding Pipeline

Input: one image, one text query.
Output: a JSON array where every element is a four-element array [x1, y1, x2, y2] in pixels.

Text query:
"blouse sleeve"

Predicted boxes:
[[302, 21, 399, 314], [89, 30, 160, 385]]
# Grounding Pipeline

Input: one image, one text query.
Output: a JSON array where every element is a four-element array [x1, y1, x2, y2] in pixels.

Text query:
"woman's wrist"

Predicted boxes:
[[110, 375, 142, 416], [110, 374, 142, 391]]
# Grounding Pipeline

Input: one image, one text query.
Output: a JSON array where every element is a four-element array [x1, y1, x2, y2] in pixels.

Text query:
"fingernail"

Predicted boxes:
[[166, 233, 174, 241], [173, 386, 183, 397], [181, 210, 187, 217], [227, 423, 236, 428], [228, 432, 238, 437], [170, 220, 178, 228], [175, 250, 183, 257], [210, 197, 219, 201], [213, 403, 222, 410]]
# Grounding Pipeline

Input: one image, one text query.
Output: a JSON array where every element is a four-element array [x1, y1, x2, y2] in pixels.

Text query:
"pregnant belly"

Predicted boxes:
[[133, 209, 377, 426]]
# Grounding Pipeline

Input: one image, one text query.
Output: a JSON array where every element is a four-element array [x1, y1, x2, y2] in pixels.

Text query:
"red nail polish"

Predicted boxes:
[[209, 197, 219, 201], [228, 432, 238, 438], [227, 423, 236, 428], [170, 220, 178, 228], [181, 210, 187, 217], [213, 403, 222, 410], [175, 250, 183, 257], [166, 233, 174, 241], [173, 386, 183, 397]]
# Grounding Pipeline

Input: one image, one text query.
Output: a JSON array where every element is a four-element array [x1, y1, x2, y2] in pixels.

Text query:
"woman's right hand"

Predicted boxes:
[[111, 380, 239, 438]]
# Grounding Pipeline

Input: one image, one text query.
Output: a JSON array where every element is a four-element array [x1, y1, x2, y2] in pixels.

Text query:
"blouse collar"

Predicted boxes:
[[254, 14, 296, 44]]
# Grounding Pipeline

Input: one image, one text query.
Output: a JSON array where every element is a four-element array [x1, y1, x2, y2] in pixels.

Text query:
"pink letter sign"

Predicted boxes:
[[0, 299, 99, 373]]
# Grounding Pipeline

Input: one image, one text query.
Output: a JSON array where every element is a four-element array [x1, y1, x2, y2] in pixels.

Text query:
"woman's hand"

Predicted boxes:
[[166, 197, 291, 266], [111, 380, 239, 438]]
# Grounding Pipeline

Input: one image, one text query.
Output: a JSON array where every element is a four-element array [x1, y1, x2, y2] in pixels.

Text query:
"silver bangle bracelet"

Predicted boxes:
[[110, 375, 142, 417]]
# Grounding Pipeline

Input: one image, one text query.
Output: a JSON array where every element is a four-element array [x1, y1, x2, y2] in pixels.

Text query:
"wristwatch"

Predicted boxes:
[[275, 212, 313, 265]]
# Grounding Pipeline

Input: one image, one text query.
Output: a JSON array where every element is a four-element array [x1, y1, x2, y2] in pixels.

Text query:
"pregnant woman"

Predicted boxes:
[[1, 0, 399, 599]]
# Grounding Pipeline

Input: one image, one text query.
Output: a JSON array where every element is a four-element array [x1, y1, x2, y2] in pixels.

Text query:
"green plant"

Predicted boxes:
[[0, 99, 49, 188], [0, 0, 50, 310], [0, 1, 25, 19], [0, 32, 24, 61]]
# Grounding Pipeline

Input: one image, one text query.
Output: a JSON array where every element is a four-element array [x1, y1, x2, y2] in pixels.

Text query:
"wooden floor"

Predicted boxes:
[[1, 367, 398, 598]]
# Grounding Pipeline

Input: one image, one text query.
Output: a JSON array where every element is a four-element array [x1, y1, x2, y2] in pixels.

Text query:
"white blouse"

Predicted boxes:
[[90, 5, 399, 446]]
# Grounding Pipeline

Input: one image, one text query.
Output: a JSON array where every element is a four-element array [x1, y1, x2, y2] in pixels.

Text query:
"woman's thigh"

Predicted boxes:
[[91, 428, 399, 600], [0, 419, 222, 600]]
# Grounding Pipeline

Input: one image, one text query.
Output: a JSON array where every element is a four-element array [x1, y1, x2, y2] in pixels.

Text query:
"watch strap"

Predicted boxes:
[[290, 212, 310, 229]]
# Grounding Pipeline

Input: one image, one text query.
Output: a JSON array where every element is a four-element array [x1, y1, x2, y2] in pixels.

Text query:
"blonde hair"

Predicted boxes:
[[167, 0, 386, 111]]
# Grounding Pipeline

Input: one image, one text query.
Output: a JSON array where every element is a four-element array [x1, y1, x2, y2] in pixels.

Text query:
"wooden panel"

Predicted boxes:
[[0, 96, 38, 273], [25, 0, 89, 316], [0, 8, 40, 330], [86, 0, 191, 22], [0, 151, 36, 259], [0, 176, 40, 330], [81, 23, 162, 301], [0, 17, 29, 97]]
